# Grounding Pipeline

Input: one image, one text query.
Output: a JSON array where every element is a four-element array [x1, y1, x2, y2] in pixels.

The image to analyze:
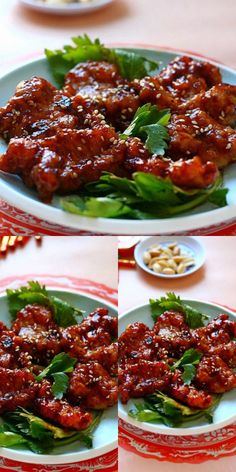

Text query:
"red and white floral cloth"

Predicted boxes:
[[1, 200, 236, 236]]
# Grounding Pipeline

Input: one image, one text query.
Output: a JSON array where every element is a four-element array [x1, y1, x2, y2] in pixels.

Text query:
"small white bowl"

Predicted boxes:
[[134, 236, 206, 278], [118, 299, 236, 436], [19, 0, 114, 16]]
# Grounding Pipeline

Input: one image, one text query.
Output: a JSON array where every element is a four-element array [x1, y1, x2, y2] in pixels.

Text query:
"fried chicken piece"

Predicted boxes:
[[0, 127, 126, 202], [12, 304, 61, 364], [35, 380, 92, 430], [119, 359, 170, 404], [0, 367, 38, 414], [64, 61, 139, 131], [192, 314, 236, 355], [167, 369, 213, 409], [61, 308, 117, 357], [213, 341, 236, 368], [0, 321, 8, 334], [124, 136, 218, 188], [131, 75, 178, 110], [118, 322, 159, 363], [195, 355, 236, 393], [69, 361, 118, 409], [168, 109, 236, 168], [153, 311, 193, 357], [159, 56, 222, 101], [84, 342, 118, 375], [64, 61, 124, 96], [0, 328, 36, 369], [79, 308, 118, 339], [0, 77, 79, 141], [193, 316, 236, 367], [0, 351, 15, 368], [168, 372, 213, 409], [181, 84, 236, 127]]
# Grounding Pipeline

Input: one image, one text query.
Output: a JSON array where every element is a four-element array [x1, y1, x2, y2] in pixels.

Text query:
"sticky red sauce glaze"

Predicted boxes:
[[118, 310, 236, 409], [0, 303, 118, 430], [0, 56, 236, 201]]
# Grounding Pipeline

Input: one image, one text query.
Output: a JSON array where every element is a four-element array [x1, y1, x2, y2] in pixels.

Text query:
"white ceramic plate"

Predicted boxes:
[[19, 0, 114, 15], [118, 299, 236, 436], [0, 288, 117, 464], [134, 236, 206, 278], [0, 48, 236, 234]]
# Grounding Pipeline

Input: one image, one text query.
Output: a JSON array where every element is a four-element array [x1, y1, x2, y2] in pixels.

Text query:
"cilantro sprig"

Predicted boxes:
[[150, 292, 209, 328], [36, 352, 77, 400], [170, 348, 202, 385], [121, 104, 171, 155], [6, 281, 84, 327], [60, 172, 228, 219], [45, 34, 159, 86]]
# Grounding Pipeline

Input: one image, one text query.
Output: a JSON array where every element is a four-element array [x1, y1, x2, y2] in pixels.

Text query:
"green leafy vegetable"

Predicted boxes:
[[7, 281, 84, 326], [49, 295, 84, 327], [0, 431, 28, 448], [129, 392, 221, 427], [37, 352, 77, 378], [149, 292, 209, 328], [170, 348, 202, 385], [51, 372, 70, 400], [61, 172, 228, 220], [121, 104, 171, 155], [45, 34, 159, 86], [36, 352, 77, 399], [2, 408, 103, 453]]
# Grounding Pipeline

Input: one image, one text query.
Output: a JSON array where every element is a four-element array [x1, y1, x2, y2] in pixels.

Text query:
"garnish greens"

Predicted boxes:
[[60, 173, 228, 220], [45, 34, 159, 86], [36, 352, 77, 400], [129, 392, 221, 427], [149, 292, 209, 328], [6, 281, 84, 327], [170, 348, 202, 385], [0, 408, 102, 453], [121, 104, 171, 155]]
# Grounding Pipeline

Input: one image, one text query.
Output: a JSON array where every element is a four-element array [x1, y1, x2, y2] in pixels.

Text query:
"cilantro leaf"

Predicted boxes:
[[45, 35, 159, 86], [141, 123, 170, 155], [133, 173, 180, 205], [0, 431, 28, 448], [182, 364, 197, 385], [61, 170, 228, 220], [51, 372, 69, 400], [150, 292, 209, 328], [61, 195, 132, 218], [121, 104, 171, 156], [36, 352, 77, 382], [7, 281, 84, 327], [6, 281, 48, 318], [208, 188, 228, 207], [170, 348, 202, 384], [50, 296, 84, 328]]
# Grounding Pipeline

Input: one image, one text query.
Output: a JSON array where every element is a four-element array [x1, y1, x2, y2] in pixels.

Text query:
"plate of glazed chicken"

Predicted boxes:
[[118, 293, 236, 435], [0, 281, 118, 464], [0, 35, 236, 234]]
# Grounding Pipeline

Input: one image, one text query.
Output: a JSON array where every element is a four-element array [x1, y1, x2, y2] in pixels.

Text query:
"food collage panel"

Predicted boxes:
[[0, 1, 235, 471]]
